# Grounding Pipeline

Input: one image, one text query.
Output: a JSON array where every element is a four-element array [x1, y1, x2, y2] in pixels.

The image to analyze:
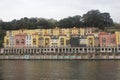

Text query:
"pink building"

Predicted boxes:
[[14, 33, 26, 48], [99, 32, 116, 47]]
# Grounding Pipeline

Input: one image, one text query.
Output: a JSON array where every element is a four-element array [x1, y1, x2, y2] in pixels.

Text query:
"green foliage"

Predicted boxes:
[[82, 10, 113, 29], [0, 17, 57, 30], [57, 15, 82, 28], [113, 22, 120, 28], [0, 29, 5, 47], [37, 18, 57, 29], [0, 10, 114, 30]]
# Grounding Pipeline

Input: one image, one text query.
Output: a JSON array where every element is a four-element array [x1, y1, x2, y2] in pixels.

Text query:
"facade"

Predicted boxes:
[[4, 36, 10, 47], [93, 33, 99, 47], [87, 34, 95, 47], [3, 27, 120, 48], [14, 33, 26, 48], [39, 36, 44, 47], [44, 29, 52, 35], [79, 28, 85, 35], [79, 36, 87, 47], [31, 33, 40, 47], [26, 35, 31, 47], [59, 36, 66, 47], [99, 32, 116, 47], [4, 31, 14, 47], [44, 36, 51, 47], [115, 31, 120, 46], [70, 27, 79, 36], [52, 27, 60, 36], [50, 35, 59, 47], [85, 27, 99, 35]]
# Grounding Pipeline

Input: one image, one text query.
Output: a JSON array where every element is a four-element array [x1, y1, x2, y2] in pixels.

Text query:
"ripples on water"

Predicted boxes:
[[0, 60, 120, 80]]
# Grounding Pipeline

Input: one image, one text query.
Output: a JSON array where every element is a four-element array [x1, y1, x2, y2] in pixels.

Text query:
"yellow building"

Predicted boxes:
[[60, 28, 70, 39], [79, 36, 87, 47], [52, 27, 60, 36], [115, 31, 120, 46], [11, 30, 20, 36], [59, 36, 67, 47], [80, 28, 85, 35], [4, 27, 96, 48], [24, 29, 40, 35], [4, 31, 9, 47], [87, 34, 95, 47], [39, 36, 44, 47], [4, 36, 10, 47], [50, 35, 67, 47], [31, 33, 40, 47], [44, 29, 52, 35], [44, 36, 51, 47], [70, 27, 79, 35], [4, 31, 14, 47]]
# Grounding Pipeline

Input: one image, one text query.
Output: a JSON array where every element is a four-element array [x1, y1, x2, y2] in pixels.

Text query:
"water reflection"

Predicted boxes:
[[0, 60, 120, 80]]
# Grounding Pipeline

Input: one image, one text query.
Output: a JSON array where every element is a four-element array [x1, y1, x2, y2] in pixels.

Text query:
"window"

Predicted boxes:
[[88, 38, 93, 46], [60, 38, 64, 46], [21, 39, 25, 44], [6, 39, 9, 45], [45, 38, 49, 45], [33, 38, 36, 45], [16, 39, 19, 44], [111, 38, 115, 43], [102, 38, 106, 43]]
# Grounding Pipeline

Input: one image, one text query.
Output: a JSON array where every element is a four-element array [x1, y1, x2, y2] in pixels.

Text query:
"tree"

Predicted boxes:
[[100, 13, 113, 27], [57, 15, 82, 28], [0, 29, 5, 47], [37, 18, 53, 29], [82, 10, 113, 29], [112, 22, 120, 29]]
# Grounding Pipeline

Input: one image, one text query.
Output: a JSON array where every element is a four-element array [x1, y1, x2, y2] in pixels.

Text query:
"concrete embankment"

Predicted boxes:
[[0, 47, 120, 59], [0, 53, 120, 60]]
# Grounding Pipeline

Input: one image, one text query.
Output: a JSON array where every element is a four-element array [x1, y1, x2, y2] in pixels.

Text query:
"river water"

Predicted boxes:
[[0, 60, 120, 80]]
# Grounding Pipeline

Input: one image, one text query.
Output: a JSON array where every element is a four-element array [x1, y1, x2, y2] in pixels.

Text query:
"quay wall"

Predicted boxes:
[[0, 47, 120, 59]]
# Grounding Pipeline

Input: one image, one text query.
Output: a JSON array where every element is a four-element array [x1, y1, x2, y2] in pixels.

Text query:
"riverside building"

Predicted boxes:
[[3, 27, 120, 48]]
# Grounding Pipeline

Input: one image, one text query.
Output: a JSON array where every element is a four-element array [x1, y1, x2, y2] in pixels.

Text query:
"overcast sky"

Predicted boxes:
[[0, 0, 120, 22]]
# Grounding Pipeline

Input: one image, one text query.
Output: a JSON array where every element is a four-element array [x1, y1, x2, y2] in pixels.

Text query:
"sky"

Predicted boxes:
[[0, 0, 120, 22]]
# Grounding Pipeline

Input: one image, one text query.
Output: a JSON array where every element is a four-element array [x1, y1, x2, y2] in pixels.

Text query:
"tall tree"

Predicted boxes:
[[100, 13, 113, 27], [58, 15, 82, 28], [82, 10, 113, 29]]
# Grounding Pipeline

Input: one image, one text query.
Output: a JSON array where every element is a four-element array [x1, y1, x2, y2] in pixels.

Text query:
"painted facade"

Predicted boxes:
[[31, 33, 40, 47], [4, 27, 120, 48], [115, 31, 120, 46], [93, 33, 99, 47], [52, 27, 60, 36], [14, 33, 26, 48], [80, 28, 85, 35], [79, 36, 87, 47], [87, 34, 95, 47], [85, 27, 99, 35], [26, 35, 31, 47], [50, 36, 59, 47], [44, 36, 51, 47], [99, 32, 116, 47], [70, 27, 79, 35], [4, 36, 10, 47]]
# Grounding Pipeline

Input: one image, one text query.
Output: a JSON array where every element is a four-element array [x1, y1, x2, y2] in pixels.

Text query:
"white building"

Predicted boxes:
[[26, 35, 31, 47]]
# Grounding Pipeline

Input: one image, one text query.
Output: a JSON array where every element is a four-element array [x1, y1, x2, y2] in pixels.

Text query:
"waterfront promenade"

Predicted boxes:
[[0, 47, 120, 59]]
